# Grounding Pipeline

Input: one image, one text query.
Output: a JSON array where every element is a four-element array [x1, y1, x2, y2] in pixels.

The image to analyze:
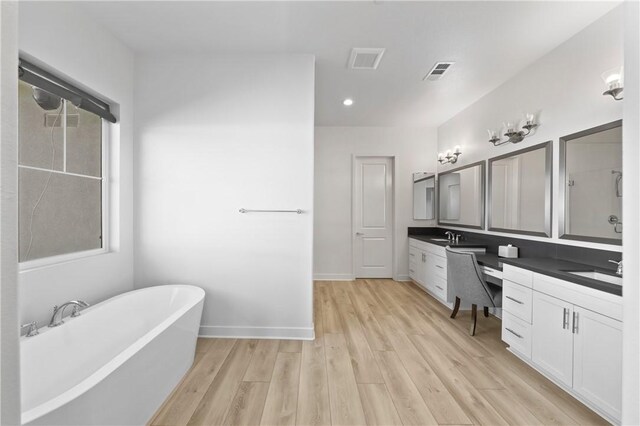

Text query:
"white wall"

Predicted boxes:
[[437, 6, 623, 252], [0, 2, 20, 423], [18, 2, 135, 326], [622, 1, 640, 423], [134, 54, 315, 339], [314, 127, 437, 281]]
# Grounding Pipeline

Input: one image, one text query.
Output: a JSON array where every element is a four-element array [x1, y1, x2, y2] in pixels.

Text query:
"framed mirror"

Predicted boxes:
[[413, 172, 436, 220], [560, 120, 622, 245], [488, 141, 552, 237], [438, 161, 485, 229]]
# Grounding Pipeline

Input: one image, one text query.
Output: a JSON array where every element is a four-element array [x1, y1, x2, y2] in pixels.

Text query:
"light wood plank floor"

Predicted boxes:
[[150, 280, 608, 426]]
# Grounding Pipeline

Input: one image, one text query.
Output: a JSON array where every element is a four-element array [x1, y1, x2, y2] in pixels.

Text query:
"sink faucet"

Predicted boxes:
[[49, 300, 90, 327], [608, 260, 623, 276], [444, 231, 455, 241]]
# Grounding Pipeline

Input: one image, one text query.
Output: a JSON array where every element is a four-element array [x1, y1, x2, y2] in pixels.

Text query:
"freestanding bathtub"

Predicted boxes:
[[20, 285, 205, 425]]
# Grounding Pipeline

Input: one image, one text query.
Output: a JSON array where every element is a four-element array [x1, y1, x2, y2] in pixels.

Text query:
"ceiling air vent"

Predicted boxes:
[[348, 48, 385, 70], [423, 62, 455, 81]]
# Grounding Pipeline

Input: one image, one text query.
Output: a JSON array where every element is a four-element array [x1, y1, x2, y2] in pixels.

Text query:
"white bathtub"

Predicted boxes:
[[20, 285, 205, 425]]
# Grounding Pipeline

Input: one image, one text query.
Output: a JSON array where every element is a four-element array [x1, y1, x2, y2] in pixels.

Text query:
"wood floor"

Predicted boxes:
[[150, 279, 607, 426]]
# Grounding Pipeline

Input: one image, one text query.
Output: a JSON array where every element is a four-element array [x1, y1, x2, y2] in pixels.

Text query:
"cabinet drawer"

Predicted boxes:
[[425, 243, 446, 257], [431, 276, 447, 300], [428, 253, 447, 279], [409, 238, 429, 251], [503, 280, 533, 323], [502, 311, 531, 359], [503, 265, 533, 288]]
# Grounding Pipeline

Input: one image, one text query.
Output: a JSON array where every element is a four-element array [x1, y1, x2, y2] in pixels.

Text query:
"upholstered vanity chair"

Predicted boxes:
[[446, 247, 502, 336]]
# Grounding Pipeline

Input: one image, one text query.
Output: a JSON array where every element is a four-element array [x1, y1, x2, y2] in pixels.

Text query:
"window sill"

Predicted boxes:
[[19, 248, 110, 272]]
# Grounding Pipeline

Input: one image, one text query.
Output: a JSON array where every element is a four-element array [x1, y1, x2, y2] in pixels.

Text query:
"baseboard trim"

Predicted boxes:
[[199, 325, 315, 340], [395, 274, 411, 282], [313, 273, 355, 281]]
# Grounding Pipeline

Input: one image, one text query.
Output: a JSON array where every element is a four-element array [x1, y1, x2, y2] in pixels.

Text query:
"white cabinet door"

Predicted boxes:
[[572, 306, 622, 421], [409, 246, 420, 283], [418, 251, 429, 289], [531, 291, 574, 388]]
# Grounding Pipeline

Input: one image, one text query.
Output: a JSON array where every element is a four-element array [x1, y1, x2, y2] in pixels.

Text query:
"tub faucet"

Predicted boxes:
[[49, 300, 90, 327], [21, 321, 39, 337], [608, 260, 623, 276]]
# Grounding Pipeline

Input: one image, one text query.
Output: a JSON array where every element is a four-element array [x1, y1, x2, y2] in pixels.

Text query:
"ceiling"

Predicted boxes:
[[78, 1, 620, 127]]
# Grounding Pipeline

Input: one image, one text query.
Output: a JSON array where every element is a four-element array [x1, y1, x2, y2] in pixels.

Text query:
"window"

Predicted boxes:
[[18, 78, 107, 264]]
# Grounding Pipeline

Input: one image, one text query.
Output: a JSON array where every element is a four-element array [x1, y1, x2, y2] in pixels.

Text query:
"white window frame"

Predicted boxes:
[[19, 118, 110, 271]]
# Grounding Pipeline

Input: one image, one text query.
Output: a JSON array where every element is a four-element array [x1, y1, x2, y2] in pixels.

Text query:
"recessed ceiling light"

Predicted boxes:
[[343, 98, 354, 106]]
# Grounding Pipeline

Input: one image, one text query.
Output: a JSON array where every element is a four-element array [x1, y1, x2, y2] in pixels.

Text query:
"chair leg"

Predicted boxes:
[[484, 306, 489, 317], [450, 297, 461, 319], [470, 304, 478, 336]]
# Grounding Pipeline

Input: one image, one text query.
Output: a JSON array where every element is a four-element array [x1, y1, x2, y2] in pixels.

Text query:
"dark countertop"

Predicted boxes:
[[500, 257, 622, 297], [408, 234, 488, 249], [408, 234, 622, 297]]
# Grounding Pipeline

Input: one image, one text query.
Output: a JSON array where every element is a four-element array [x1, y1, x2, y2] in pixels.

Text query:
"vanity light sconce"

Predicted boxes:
[[488, 113, 539, 146], [438, 146, 462, 165], [602, 67, 623, 101]]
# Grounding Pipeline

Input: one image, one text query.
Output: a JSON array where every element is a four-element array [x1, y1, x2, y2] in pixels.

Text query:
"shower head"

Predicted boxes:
[[32, 87, 61, 110]]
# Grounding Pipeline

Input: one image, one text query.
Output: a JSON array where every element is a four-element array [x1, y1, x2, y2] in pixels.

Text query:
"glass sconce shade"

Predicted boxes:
[[602, 67, 624, 90]]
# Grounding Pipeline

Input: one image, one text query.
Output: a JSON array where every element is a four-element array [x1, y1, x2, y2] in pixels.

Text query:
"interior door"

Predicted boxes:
[[353, 157, 393, 278], [572, 306, 622, 421], [531, 291, 574, 387]]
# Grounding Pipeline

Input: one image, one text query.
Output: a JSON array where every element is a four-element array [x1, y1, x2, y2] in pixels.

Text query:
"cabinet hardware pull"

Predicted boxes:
[[435, 265, 444, 269], [409, 269, 415, 273], [562, 308, 569, 329], [410, 253, 415, 257], [506, 296, 524, 305], [573, 312, 579, 334], [436, 285, 444, 290], [505, 328, 523, 339]]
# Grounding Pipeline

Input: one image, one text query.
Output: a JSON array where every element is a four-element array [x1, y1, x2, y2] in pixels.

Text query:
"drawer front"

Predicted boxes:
[[425, 243, 446, 257], [533, 273, 622, 322], [503, 280, 533, 323], [430, 275, 447, 301], [502, 311, 532, 359], [428, 253, 447, 279], [503, 264, 533, 288], [409, 238, 429, 251]]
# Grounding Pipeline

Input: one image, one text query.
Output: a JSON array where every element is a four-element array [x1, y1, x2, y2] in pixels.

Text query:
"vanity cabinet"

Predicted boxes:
[[409, 238, 450, 307], [502, 265, 622, 423]]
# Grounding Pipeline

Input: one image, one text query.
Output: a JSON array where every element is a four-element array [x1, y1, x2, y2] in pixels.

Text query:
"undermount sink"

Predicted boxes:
[[430, 238, 450, 242], [565, 270, 623, 286]]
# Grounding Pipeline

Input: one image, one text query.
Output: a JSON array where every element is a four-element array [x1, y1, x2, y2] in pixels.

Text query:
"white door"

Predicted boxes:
[[531, 291, 574, 387], [572, 306, 622, 421], [353, 157, 393, 278]]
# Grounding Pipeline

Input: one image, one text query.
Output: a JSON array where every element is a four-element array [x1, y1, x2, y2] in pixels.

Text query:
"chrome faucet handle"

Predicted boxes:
[[71, 304, 86, 317], [608, 260, 623, 275], [21, 321, 39, 337]]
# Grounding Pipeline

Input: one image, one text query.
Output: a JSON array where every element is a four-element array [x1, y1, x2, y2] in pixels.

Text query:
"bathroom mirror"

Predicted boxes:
[[413, 172, 436, 220], [488, 141, 552, 237], [438, 161, 485, 229], [560, 120, 622, 245]]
